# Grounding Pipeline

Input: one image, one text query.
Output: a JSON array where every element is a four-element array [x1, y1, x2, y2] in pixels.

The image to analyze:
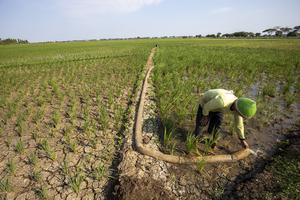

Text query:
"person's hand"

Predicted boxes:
[[240, 139, 249, 149], [200, 116, 209, 126]]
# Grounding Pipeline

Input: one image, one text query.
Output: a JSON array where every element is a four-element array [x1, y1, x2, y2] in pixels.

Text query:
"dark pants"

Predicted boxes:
[[194, 105, 223, 137]]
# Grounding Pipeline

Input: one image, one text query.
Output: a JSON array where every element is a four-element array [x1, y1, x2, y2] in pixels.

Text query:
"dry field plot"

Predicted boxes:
[[0, 41, 151, 199]]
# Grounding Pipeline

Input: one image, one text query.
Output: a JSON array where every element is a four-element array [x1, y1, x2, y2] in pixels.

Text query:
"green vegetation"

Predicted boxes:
[[163, 128, 176, 154], [0, 177, 12, 192], [15, 139, 25, 154], [185, 132, 199, 154], [69, 170, 85, 194], [6, 159, 16, 175], [92, 163, 106, 181], [34, 186, 48, 200], [38, 139, 56, 161], [153, 39, 300, 149], [0, 38, 299, 198], [27, 152, 38, 166]]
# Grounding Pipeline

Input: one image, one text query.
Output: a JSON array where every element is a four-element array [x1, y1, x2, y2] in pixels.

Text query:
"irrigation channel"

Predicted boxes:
[[108, 47, 300, 200]]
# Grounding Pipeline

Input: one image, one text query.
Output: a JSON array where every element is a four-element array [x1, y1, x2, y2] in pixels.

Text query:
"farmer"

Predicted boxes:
[[194, 89, 256, 149]]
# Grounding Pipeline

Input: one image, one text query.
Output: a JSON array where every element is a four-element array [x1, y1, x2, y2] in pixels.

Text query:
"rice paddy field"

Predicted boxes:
[[0, 39, 299, 199]]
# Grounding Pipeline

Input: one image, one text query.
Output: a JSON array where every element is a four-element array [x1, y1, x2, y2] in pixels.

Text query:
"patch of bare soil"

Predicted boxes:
[[222, 131, 300, 200], [115, 48, 300, 200], [115, 176, 175, 200]]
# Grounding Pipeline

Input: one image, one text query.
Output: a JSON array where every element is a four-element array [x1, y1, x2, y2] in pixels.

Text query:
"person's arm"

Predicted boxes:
[[234, 114, 249, 148]]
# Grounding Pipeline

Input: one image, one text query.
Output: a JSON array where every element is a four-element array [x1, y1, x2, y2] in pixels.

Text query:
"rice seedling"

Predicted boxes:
[[52, 111, 61, 128], [69, 170, 85, 194], [0, 177, 12, 192], [32, 109, 44, 124], [262, 84, 276, 97], [27, 152, 38, 166], [62, 160, 69, 176], [285, 94, 295, 107], [34, 186, 48, 200], [92, 163, 106, 181], [163, 128, 176, 154], [99, 106, 109, 130], [32, 131, 38, 142], [30, 169, 42, 182], [39, 139, 56, 161], [15, 139, 25, 154], [64, 134, 77, 153], [16, 120, 26, 137], [185, 132, 199, 154], [196, 159, 206, 173], [6, 159, 16, 175]]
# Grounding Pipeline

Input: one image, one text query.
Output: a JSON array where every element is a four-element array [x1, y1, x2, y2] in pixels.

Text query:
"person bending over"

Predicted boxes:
[[194, 89, 256, 149]]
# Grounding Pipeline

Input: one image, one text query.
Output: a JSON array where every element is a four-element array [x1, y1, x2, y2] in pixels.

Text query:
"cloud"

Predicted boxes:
[[58, 0, 162, 17], [210, 6, 233, 15]]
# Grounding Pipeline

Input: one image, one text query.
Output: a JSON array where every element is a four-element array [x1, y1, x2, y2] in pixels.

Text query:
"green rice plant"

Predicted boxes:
[[7, 102, 17, 119], [39, 139, 56, 161], [62, 160, 69, 176], [98, 106, 109, 130], [285, 93, 295, 107], [36, 96, 45, 107], [196, 159, 206, 173], [34, 186, 48, 200], [92, 163, 106, 181], [201, 129, 220, 154], [32, 131, 38, 142], [30, 169, 42, 182], [0, 177, 12, 192], [185, 132, 199, 154], [27, 152, 38, 166], [64, 135, 77, 153], [32, 109, 44, 123], [262, 84, 276, 97], [6, 159, 16, 175], [52, 111, 61, 128], [16, 120, 26, 137], [163, 128, 176, 154], [69, 170, 85, 194], [15, 139, 25, 154]]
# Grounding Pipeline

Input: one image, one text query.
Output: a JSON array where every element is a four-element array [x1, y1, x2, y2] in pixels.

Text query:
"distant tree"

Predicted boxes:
[[222, 33, 232, 38], [275, 30, 283, 37], [262, 28, 277, 36], [217, 32, 222, 38], [206, 34, 216, 38], [195, 34, 202, 38], [280, 27, 292, 35], [0, 38, 28, 45], [287, 31, 298, 37], [255, 33, 261, 37]]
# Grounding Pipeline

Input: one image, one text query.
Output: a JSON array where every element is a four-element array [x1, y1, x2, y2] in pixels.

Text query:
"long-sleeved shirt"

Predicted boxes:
[[199, 89, 245, 139]]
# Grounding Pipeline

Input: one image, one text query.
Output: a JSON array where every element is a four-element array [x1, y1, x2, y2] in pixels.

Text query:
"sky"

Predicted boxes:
[[0, 0, 300, 42]]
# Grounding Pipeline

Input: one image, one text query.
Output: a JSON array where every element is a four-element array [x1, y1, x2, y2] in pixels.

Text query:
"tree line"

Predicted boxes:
[[0, 38, 29, 45], [202, 26, 300, 38]]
